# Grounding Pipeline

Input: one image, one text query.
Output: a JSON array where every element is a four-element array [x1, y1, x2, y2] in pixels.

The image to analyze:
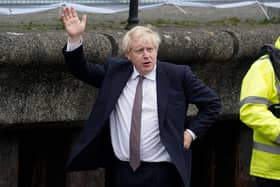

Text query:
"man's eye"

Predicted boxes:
[[135, 49, 144, 53], [147, 48, 153, 52]]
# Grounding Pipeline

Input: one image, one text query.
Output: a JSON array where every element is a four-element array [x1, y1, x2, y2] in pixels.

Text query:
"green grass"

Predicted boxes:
[[144, 17, 280, 27], [0, 17, 279, 32]]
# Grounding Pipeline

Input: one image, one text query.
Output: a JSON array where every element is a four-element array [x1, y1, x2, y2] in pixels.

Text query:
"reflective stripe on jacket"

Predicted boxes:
[[240, 36, 280, 180]]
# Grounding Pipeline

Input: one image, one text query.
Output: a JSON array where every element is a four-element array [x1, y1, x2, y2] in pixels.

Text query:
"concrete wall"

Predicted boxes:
[[0, 25, 280, 186], [1, 27, 279, 125]]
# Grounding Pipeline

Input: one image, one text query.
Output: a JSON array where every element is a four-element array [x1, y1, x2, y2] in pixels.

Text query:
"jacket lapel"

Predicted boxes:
[[156, 62, 170, 128], [105, 63, 133, 113]]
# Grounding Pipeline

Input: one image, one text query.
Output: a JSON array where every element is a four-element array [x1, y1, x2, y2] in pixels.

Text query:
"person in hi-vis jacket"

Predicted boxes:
[[240, 36, 280, 187]]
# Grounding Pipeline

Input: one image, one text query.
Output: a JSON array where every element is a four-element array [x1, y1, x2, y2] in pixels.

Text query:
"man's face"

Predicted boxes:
[[126, 39, 158, 75]]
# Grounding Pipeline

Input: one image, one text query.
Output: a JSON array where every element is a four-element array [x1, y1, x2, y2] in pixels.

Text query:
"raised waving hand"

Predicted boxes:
[[61, 7, 87, 43]]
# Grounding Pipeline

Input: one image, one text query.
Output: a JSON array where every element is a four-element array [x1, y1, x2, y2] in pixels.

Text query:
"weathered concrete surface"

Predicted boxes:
[[1, 27, 279, 65], [0, 32, 113, 65], [0, 26, 280, 126]]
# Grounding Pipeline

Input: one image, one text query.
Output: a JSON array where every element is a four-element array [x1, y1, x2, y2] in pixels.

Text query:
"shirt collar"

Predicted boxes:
[[131, 65, 156, 81]]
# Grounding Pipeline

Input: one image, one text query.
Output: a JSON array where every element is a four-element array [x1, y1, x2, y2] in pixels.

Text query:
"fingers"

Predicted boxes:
[[61, 11, 68, 26], [183, 131, 193, 149], [61, 6, 75, 22], [80, 14, 87, 28], [184, 140, 191, 149], [71, 6, 78, 18], [61, 7, 68, 23]]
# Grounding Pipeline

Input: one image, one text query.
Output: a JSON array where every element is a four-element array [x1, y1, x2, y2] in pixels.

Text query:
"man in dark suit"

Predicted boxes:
[[61, 6, 221, 187]]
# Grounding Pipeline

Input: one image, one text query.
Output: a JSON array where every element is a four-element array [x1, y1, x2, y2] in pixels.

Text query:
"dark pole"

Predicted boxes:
[[125, 0, 139, 30]]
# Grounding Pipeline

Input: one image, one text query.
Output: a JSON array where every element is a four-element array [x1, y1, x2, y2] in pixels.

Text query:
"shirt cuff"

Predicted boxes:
[[185, 129, 197, 140], [66, 37, 83, 52]]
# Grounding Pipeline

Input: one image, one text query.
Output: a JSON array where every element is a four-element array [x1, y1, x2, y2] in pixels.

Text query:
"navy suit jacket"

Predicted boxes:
[[63, 45, 221, 187]]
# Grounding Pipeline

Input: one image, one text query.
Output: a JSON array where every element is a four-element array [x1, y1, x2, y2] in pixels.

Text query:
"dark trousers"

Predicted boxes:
[[105, 160, 183, 187], [256, 177, 280, 187]]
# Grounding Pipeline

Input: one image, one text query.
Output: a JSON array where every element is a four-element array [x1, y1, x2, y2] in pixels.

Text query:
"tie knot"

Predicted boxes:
[[138, 75, 145, 81]]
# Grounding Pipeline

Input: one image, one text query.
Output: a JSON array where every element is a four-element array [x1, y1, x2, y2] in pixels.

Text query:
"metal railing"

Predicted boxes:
[[0, 0, 127, 4], [0, 0, 251, 5], [0, 0, 274, 29]]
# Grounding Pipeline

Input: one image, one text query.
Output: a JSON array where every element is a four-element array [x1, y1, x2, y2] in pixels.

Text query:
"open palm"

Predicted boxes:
[[61, 7, 87, 41]]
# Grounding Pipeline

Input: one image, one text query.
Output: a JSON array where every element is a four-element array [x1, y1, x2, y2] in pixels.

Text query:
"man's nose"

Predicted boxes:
[[143, 49, 149, 57]]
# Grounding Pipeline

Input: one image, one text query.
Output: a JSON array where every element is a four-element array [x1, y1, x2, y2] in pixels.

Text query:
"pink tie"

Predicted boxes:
[[129, 75, 144, 171]]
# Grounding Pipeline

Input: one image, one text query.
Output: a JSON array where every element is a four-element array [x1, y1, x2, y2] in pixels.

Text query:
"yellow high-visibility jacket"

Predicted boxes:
[[240, 36, 280, 180]]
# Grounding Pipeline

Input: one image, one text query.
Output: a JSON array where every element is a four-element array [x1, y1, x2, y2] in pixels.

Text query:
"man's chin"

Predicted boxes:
[[142, 68, 153, 75]]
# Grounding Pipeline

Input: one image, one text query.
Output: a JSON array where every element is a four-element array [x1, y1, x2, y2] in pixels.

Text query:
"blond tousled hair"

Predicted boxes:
[[121, 25, 161, 55]]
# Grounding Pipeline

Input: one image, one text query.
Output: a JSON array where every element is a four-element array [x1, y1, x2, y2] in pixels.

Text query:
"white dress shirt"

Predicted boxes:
[[110, 66, 171, 162]]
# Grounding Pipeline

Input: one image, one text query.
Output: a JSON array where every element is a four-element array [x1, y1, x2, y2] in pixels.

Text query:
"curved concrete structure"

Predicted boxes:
[[0, 27, 279, 125]]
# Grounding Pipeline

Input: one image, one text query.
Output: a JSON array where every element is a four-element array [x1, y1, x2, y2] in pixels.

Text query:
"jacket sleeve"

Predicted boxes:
[[184, 66, 222, 138], [62, 44, 106, 88], [240, 58, 280, 143]]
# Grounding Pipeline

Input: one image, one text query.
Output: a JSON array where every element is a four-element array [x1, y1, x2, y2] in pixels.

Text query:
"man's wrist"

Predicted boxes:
[[66, 36, 83, 52], [69, 35, 82, 44], [185, 129, 197, 140]]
